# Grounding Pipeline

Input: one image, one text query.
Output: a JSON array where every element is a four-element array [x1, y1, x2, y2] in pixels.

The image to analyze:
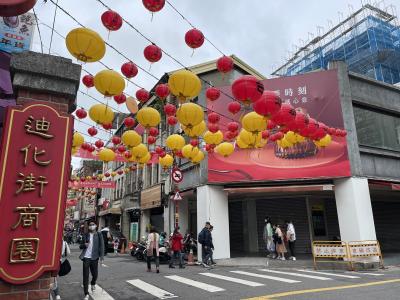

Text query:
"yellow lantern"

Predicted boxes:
[[98, 174, 104, 180], [215, 142, 235, 157], [122, 130, 142, 147], [255, 138, 268, 148], [137, 107, 161, 128], [138, 152, 151, 164], [166, 134, 185, 151], [191, 150, 205, 164], [181, 144, 200, 159], [72, 132, 84, 147], [176, 103, 204, 128], [285, 131, 297, 144], [98, 148, 116, 162], [66, 28, 105, 63], [94, 70, 125, 97], [203, 130, 223, 145], [183, 120, 206, 138], [277, 138, 293, 149], [295, 134, 305, 143], [241, 112, 266, 133], [238, 129, 261, 147], [71, 146, 78, 155], [236, 137, 248, 149], [168, 70, 202, 101], [111, 172, 117, 177], [314, 134, 332, 148], [89, 103, 114, 125], [159, 154, 174, 168], [131, 143, 148, 159]]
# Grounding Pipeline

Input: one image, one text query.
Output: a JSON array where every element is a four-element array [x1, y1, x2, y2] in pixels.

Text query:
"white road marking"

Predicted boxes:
[[345, 271, 384, 276], [199, 272, 264, 287], [101, 263, 109, 268], [230, 271, 301, 283], [296, 270, 360, 279], [90, 285, 115, 300], [165, 275, 225, 292], [127, 279, 177, 299], [259, 269, 332, 281]]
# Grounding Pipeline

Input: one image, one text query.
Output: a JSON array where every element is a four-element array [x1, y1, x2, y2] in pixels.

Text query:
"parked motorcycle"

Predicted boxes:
[[132, 241, 146, 261]]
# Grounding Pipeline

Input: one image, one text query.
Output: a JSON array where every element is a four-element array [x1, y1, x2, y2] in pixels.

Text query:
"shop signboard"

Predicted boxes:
[[68, 180, 116, 189], [0, 102, 72, 284], [208, 69, 351, 183], [0, 13, 34, 54], [129, 222, 139, 242], [140, 184, 162, 210]]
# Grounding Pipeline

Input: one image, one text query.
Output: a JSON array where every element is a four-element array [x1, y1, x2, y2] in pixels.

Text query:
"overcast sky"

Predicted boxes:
[[30, 0, 399, 169]]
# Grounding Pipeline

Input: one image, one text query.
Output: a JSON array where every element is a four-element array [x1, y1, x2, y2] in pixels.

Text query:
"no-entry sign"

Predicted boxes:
[[171, 167, 183, 183]]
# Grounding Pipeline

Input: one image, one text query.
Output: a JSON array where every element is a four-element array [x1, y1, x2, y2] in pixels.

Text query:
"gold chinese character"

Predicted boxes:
[[20, 144, 52, 166], [11, 204, 45, 230], [25, 116, 54, 139], [9, 238, 39, 263], [16, 173, 48, 197]]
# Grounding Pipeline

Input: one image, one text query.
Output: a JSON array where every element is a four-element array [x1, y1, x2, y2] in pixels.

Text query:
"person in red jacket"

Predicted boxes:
[[169, 227, 185, 269]]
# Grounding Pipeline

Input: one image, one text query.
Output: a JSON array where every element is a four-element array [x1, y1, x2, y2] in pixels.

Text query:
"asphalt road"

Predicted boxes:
[[56, 246, 400, 300]]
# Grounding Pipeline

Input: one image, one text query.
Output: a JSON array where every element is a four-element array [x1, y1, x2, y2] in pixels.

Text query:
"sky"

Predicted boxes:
[[29, 0, 399, 169]]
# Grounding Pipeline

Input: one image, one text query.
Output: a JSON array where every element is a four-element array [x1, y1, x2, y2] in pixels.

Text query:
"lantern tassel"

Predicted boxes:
[[191, 49, 195, 57], [151, 12, 154, 22]]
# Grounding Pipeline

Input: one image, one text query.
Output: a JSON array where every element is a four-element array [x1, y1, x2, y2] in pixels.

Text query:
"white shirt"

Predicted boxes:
[[84, 233, 94, 258], [61, 240, 71, 262], [287, 223, 296, 241]]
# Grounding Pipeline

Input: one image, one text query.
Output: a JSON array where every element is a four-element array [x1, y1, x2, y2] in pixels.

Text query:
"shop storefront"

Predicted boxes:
[[140, 184, 164, 237]]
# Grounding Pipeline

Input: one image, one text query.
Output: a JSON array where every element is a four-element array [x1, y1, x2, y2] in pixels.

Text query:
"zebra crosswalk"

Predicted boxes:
[[87, 268, 387, 300]]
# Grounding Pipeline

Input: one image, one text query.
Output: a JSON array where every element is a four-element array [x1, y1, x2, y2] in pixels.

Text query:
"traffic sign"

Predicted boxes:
[[171, 167, 183, 183], [173, 191, 182, 201]]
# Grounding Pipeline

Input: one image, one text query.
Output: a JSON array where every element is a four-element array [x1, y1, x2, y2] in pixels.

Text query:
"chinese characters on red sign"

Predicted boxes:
[[0, 103, 72, 284]]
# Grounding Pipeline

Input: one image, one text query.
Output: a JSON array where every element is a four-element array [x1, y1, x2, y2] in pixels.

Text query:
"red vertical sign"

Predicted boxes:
[[0, 103, 73, 284]]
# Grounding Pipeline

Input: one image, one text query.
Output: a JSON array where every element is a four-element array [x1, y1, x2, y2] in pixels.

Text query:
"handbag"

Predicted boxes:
[[58, 243, 71, 276]]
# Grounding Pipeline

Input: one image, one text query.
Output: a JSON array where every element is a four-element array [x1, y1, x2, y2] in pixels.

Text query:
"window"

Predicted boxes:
[[354, 106, 400, 152], [146, 164, 152, 187]]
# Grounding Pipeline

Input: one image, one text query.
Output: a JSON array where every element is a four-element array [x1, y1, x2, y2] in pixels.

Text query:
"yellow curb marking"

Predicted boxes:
[[243, 278, 400, 300]]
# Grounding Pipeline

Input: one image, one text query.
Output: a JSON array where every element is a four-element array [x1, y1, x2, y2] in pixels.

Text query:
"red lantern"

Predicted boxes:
[[216, 56, 234, 73], [88, 145, 96, 153], [205, 144, 214, 153], [340, 130, 347, 137], [167, 116, 177, 126], [261, 130, 269, 140], [121, 61, 138, 78], [231, 75, 264, 104], [175, 150, 183, 158], [88, 127, 98, 136], [104, 172, 111, 178], [81, 142, 90, 150], [207, 112, 220, 124], [75, 108, 87, 119], [82, 75, 94, 88], [124, 117, 136, 128], [185, 28, 204, 49], [271, 103, 296, 125], [208, 123, 219, 133], [144, 44, 162, 63], [114, 94, 126, 104], [136, 88, 150, 103], [124, 150, 132, 159], [164, 104, 176, 116], [130, 165, 137, 171], [253, 91, 282, 117], [147, 136, 156, 145], [224, 131, 235, 141], [267, 119, 276, 130], [190, 139, 199, 147], [159, 150, 167, 158], [101, 10, 123, 31], [117, 170, 124, 175], [112, 136, 121, 145], [227, 122, 239, 132], [227, 101, 241, 115], [142, 0, 165, 12], [310, 123, 326, 140], [95, 140, 104, 149], [155, 84, 169, 100], [287, 111, 309, 132], [117, 145, 126, 153], [149, 127, 159, 137], [155, 146, 163, 155], [102, 123, 113, 130], [206, 87, 220, 101]]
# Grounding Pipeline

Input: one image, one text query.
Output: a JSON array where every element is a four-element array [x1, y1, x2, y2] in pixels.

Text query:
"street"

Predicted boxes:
[[57, 247, 400, 300]]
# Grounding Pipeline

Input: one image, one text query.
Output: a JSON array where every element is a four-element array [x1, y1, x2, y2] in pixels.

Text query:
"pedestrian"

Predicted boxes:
[[146, 226, 160, 273], [113, 237, 119, 255], [198, 222, 212, 267], [52, 237, 71, 300], [275, 224, 287, 260], [169, 227, 185, 269], [79, 221, 104, 300], [263, 217, 275, 258], [286, 220, 296, 261], [209, 225, 216, 265], [100, 226, 111, 256]]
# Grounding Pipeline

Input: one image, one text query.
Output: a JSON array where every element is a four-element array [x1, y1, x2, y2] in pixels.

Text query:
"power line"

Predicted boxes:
[[48, 0, 58, 54], [32, 8, 44, 53]]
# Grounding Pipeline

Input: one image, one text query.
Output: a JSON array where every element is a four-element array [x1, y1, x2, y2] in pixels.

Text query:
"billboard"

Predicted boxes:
[[0, 13, 34, 54], [208, 69, 351, 183]]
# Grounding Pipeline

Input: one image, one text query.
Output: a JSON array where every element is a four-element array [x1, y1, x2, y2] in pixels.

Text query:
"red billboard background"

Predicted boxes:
[[208, 69, 351, 183]]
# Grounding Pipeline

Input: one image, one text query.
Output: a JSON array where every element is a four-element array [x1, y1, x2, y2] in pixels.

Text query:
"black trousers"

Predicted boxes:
[[147, 249, 159, 270], [202, 246, 211, 264], [83, 258, 99, 295], [289, 241, 296, 257]]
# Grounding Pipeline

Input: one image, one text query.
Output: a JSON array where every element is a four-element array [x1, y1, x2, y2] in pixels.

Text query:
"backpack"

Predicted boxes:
[[198, 229, 205, 244]]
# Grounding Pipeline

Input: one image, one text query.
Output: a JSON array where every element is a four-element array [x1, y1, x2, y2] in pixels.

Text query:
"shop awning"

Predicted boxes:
[[98, 207, 122, 216], [224, 184, 334, 195]]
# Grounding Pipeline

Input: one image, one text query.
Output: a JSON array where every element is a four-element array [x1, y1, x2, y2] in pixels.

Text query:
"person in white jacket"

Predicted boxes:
[[52, 238, 71, 299], [286, 220, 296, 261]]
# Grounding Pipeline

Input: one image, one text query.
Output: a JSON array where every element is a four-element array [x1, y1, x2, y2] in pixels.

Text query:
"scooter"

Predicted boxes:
[[132, 241, 146, 261]]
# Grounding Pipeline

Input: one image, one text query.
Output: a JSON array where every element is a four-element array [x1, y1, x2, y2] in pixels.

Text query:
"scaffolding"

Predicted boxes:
[[272, 2, 400, 84]]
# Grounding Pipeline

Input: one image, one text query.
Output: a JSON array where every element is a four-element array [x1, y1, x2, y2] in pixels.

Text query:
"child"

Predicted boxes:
[[113, 237, 119, 255]]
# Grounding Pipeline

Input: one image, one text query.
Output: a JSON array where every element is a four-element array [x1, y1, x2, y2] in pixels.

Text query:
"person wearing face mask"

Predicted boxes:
[[79, 221, 104, 300], [263, 217, 275, 258]]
